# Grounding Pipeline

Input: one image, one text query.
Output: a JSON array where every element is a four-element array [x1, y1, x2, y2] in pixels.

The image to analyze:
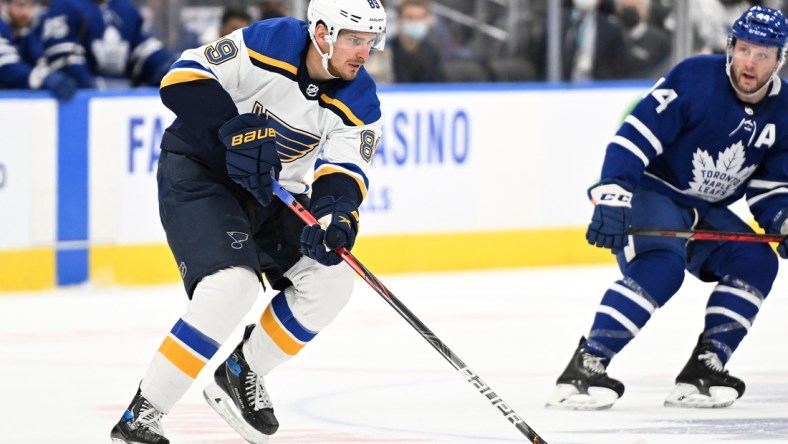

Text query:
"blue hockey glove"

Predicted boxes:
[[41, 71, 77, 101], [301, 196, 359, 266], [219, 113, 282, 206], [770, 208, 788, 259], [586, 181, 633, 251]]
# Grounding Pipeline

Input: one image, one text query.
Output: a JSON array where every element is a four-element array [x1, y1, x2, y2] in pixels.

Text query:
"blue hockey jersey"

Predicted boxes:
[[601, 55, 788, 232], [0, 19, 29, 88], [0, 14, 47, 89], [39, 0, 172, 87]]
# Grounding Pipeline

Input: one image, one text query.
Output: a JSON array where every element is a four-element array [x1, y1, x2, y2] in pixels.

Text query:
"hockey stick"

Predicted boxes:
[[630, 227, 785, 243], [272, 181, 548, 443]]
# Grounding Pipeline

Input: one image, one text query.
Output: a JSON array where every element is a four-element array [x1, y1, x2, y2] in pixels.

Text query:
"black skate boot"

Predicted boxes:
[[110, 386, 169, 444], [545, 337, 625, 410], [204, 324, 278, 443], [664, 337, 745, 408]]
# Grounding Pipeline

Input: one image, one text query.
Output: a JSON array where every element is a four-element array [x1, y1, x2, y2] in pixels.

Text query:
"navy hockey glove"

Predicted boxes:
[[301, 196, 359, 266], [219, 113, 282, 206], [41, 71, 77, 101], [586, 181, 632, 251], [770, 208, 788, 259]]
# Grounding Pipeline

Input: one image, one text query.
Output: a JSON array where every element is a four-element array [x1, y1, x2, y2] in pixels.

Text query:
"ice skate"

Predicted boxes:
[[664, 338, 745, 408], [545, 337, 625, 410], [110, 386, 169, 444], [204, 325, 278, 444]]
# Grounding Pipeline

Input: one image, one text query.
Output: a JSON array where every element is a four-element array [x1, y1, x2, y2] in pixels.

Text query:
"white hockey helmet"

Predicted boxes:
[[307, 0, 387, 51]]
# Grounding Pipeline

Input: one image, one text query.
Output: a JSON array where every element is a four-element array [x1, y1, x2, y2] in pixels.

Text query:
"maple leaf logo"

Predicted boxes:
[[687, 141, 757, 202], [91, 26, 129, 75]]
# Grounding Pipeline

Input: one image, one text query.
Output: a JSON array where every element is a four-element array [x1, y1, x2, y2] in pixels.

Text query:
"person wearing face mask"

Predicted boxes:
[[389, 0, 446, 83], [617, 0, 671, 78]]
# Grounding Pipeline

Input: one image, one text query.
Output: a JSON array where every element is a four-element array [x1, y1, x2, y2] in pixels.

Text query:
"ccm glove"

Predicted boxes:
[[771, 208, 788, 259], [586, 181, 633, 251], [301, 196, 359, 266], [219, 113, 282, 206]]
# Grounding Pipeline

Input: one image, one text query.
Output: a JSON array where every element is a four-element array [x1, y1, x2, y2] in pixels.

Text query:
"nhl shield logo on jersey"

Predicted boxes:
[[306, 84, 319, 97], [227, 232, 250, 249]]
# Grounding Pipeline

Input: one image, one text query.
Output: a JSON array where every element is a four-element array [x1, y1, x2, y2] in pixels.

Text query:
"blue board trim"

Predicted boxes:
[[56, 92, 90, 285]]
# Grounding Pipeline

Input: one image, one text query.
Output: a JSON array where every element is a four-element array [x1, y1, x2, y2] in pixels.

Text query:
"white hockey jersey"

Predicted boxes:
[[159, 17, 383, 202]]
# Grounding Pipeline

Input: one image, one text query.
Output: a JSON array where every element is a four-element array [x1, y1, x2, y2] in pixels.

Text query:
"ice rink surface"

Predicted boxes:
[[3, 264, 788, 444]]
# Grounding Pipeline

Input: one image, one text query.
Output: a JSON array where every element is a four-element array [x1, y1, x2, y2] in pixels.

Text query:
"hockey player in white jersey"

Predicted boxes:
[[110, 0, 385, 443], [547, 5, 788, 410]]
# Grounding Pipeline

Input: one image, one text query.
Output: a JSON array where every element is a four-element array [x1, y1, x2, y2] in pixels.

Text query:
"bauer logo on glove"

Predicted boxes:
[[230, 127, 277, 147], [218, 113, 282, 207]]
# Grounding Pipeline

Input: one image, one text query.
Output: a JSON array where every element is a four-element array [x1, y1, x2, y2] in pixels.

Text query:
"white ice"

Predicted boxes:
[[2, 264, 788, 444]]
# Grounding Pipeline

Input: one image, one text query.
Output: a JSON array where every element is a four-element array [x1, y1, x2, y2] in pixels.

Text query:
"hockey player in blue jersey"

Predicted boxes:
[[0, 0, 75, 100], [110, 0, 385, 443], [38, 0, 173, 88], [547, 5, 788, 410]]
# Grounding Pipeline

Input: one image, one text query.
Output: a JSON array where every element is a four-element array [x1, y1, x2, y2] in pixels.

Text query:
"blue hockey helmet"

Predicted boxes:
[[726, 5, 787, 99], [730, 6, 788, 49]]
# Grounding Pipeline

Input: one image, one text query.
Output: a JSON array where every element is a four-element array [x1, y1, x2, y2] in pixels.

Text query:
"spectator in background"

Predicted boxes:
[[219, 7, 253, 38], [617, 0, 671, 78], [648, 0, 673, 30], [198, 7, 253, 45], [388, 0, 446, 83], [690, 0, 751, 54], [563, 0, 628, 80], [0, 0, 76, 100], [259, 0, 290, 20], [39, 0, 175, 89]]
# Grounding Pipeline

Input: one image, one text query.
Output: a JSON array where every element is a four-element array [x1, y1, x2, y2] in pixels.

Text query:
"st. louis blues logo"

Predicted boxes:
[[227, 231, 249, 249]]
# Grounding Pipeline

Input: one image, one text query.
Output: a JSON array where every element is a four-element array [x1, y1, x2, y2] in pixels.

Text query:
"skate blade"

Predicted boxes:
[[545, 384, 619, 410], [664, 383, 738, 408], [204, 382, 270, 444]]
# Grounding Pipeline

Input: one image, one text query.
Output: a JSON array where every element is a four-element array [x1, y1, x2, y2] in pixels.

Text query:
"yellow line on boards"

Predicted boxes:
[[0, 249, 55, 291], [0, 229, 617, 291]]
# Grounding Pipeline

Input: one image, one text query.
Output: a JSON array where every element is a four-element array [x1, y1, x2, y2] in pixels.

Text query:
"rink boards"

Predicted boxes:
[[0, 83, 651, 290]]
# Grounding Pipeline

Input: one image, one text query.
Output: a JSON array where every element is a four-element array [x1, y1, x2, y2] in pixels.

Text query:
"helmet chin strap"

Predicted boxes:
[[310, 35, 338, 79]]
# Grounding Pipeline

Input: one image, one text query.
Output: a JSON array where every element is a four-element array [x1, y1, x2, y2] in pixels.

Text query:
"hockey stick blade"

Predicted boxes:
[[630, 227, 786, 243], [272, 181, 548, 443]]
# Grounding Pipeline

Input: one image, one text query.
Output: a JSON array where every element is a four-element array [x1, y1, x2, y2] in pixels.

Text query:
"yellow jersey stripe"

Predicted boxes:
[[320, 94, 365, 126], [160, 70, 214, 88], [314, 167, 368, 200], [248, 48, 298, 75]]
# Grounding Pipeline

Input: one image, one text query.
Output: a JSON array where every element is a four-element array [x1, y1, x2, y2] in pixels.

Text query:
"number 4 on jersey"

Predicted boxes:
[[645, 77, 678, 114]]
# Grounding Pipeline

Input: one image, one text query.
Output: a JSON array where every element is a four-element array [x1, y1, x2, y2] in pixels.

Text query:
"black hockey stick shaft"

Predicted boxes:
[[630, 227, 786, 243], [272, 181, 547, 443]]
